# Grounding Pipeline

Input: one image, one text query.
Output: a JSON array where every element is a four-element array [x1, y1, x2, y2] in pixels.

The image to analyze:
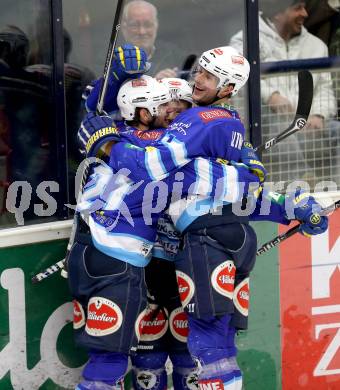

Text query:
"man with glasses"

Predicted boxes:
[[121, 0, 185, 79]]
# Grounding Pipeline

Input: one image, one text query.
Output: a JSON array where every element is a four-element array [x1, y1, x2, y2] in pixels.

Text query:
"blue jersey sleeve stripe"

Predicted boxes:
[[162, 137, 190, 169], [145, 148, 168, 180]]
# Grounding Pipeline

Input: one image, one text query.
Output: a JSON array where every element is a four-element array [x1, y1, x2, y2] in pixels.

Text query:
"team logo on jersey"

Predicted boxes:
[[85, 297, 123, 336], [136, 370, 158, 389], [211, 260, 236, 299], [134, 130, 163, 141], [135, 304, 168, 341], [169, 307, 189, 343], [132, 79, 147, 87], [231, 55, 245, 65], [176, 270, 195, 306], [198, 378, 224, 390], [140, 241, 153, 258], [199, 109, 232, 123], [233, 278, 250, 317], [72, 300, 85, 330]]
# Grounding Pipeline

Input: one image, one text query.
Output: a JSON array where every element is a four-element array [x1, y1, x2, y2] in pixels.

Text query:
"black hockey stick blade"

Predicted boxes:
[[257, 198, 340, 256], [256, 70, 314, 153]]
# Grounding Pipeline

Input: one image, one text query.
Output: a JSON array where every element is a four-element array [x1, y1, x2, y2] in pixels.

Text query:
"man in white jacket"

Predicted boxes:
[[230, 0, 339, 186]]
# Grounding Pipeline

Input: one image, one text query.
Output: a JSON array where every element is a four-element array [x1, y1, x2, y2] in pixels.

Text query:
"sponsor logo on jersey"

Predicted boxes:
[[211, 260, 236, 299], [134, 130, 163, 141], [136, 370, 158, 389], [132, 79, 147, 87], [72, 300, 85, 329], [198, 378, 224, 390], [169, 307, 189, 342], [199, 109, 232, 123], [168, 121, 192, 135], [231, 55, 245, 65], [233, 277, 250, 317], [176, 270, 195, 306], [135, 304, 168, 341], [85, 297, 123, 336]]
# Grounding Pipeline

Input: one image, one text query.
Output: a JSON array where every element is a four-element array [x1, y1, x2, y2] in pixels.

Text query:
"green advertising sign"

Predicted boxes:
[[0, 239, 87, 390], [0, 222, 281, 390]]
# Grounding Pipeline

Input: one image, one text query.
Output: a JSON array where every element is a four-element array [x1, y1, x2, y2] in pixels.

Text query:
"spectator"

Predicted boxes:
[[230, 0, 339, 186], [120, 0, 186, 79], [0, 25, 51, 223], [304, 0, 340, 50], [27, 28, 95, 206]]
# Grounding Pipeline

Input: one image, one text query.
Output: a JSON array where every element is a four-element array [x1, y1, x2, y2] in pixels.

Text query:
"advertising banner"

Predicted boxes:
[[0, 239, 87, 389], [281, 214, 340, 389]]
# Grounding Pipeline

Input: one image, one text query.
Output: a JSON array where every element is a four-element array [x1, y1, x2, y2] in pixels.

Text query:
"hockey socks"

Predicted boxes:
[[187, 315, 242, 390], [171, 352, 199, 390], [131, 351, 168, 390]]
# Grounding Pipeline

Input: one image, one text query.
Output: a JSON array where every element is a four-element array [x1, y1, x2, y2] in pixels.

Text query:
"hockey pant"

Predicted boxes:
[[132, 259, 198, 389], [67, 235, 147, 386]]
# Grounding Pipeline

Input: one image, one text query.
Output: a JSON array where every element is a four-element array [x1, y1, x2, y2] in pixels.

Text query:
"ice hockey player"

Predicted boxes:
[[80, 45, 328, 390], [72, 44, 265, 390]]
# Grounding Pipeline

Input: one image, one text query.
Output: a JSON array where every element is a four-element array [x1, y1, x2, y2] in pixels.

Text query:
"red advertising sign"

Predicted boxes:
[[280, 214, 340, 389]]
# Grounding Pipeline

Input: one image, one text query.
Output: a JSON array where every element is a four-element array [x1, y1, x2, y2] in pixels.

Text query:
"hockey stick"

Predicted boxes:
[[31, 0, 125, 284], [256, 199, 340, 256], [255, 70, 313, 153]]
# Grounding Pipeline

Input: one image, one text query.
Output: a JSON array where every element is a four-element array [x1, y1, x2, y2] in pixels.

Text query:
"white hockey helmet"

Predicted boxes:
[[159, 77, 193, 104], [117, 75, 172, 120], [198, 46, 250, 96]]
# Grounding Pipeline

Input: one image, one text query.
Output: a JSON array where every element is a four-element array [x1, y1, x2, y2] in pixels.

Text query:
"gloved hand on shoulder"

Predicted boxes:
[[78, 112, 120, 157], [240, 141, 267, 184]]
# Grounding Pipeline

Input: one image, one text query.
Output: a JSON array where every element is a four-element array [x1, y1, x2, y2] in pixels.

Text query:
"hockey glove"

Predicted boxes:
[[240, 141, 267, 184], [85, 44, 149, 113], [285, 191, 328, 237], [111, 43, 149, 80], [78, 112, 120, 157]]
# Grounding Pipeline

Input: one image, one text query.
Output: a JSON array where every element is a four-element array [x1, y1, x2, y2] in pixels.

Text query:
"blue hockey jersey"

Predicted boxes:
[[77, 106, 253, 266]]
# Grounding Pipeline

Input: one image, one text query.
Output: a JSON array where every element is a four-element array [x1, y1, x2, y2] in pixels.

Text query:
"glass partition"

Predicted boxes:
[[0, 0, 58, 227], [0, 0, 249, 227], [62, 0, 248, 197]]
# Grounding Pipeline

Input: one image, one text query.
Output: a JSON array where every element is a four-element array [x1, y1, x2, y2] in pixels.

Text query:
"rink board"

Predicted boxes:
[[0, 217, 339, 389]]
